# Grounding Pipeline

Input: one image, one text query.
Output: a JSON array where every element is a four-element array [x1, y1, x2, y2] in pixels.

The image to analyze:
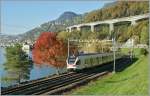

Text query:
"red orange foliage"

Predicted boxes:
[[32, 32, 67, 69]]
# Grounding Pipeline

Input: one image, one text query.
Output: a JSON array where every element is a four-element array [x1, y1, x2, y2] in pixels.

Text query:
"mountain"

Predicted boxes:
[[102, 1, 117, 8], [57, 11, 78, 22], [20, 11, 84, 42]]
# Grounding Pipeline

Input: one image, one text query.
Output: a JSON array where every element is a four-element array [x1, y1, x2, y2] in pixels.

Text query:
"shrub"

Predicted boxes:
[[140, 48, 148, 56]]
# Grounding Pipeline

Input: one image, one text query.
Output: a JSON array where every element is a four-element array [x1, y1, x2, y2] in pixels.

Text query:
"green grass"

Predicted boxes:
[[121, 48, 142, 57], [70, 51, 148, 95]]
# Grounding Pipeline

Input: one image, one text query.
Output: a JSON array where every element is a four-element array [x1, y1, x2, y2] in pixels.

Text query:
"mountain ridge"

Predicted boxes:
[[19, 11, 84, 41]]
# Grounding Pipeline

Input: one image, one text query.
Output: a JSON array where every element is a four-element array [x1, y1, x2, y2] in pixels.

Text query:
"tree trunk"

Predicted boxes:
[[56, 67, 60, 75], [18, 74, 21, 84]]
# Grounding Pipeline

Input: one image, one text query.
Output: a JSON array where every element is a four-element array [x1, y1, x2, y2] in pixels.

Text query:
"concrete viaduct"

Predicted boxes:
[[66, 13, 149, 34]]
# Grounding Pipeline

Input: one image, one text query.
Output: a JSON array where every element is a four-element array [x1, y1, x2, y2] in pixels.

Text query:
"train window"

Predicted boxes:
[[84, 58, 87, 65], [96, 57, 99, 64], [102, 56, 103, 63], [85, 58, 88, 65], [90, 58, 93, 66], [103, 56, 105, 63], [88, 58, 91, 65], [93, 58, 95, 65], [76, 60, 80, 65], [100, 56, 102, 64]]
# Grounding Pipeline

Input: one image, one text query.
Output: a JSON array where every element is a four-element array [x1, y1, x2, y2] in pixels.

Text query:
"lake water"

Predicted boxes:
[[0, 48, 65, 87]]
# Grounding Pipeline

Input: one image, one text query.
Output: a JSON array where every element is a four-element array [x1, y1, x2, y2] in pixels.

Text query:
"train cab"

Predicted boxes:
[[66, 55, 79, 70]]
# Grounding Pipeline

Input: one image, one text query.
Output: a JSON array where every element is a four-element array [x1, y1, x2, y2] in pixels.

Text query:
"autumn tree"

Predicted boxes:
[[57, 31, 70, 42], [32, 32, 67, 75]]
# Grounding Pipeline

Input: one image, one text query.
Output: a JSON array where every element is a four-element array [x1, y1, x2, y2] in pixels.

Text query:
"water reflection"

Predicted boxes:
[[30, 64, 56, 80]]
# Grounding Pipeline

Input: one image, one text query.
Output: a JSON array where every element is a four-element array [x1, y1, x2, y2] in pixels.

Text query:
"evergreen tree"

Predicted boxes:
[[2, 44, 33, 84]]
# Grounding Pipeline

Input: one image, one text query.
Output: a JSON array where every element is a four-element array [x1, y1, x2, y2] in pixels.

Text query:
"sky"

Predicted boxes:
[[1, 0, 114, 35]]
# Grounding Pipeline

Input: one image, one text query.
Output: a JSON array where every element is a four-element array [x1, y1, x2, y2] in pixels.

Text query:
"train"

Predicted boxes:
[[66, 52, 124, 70]]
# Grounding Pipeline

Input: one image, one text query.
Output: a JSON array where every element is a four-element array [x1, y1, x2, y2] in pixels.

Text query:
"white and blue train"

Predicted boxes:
[[66, 52, 124, 70]]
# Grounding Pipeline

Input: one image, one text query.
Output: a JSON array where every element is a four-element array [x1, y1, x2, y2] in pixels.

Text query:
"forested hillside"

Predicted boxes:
[[85, 1, 149, 22]]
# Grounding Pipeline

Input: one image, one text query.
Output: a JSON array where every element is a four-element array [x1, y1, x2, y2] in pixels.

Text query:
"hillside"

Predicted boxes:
[[85, 1, 149, 22]]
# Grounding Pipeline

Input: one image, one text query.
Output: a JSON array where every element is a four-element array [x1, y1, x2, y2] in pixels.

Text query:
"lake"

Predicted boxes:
[[0, 48, 65, 87]]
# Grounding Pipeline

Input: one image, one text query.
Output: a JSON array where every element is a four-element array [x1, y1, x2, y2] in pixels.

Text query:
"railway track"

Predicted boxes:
[[2, 71, 108, 95], [1, 56, 131, 95], [1, 72, 76, 95], [1, 71, 73, 90]]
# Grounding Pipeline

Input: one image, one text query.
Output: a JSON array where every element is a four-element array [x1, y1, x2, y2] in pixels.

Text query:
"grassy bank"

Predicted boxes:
[[69, 49, 148, 95]]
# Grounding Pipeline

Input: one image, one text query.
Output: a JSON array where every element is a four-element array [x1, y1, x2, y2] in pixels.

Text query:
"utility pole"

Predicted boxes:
[[112, 31, 116, 74], [112, 38, 116, 74], [131, 38, 134, 62], [102, 45, 103, 53], [68, 38, 70, 57]]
